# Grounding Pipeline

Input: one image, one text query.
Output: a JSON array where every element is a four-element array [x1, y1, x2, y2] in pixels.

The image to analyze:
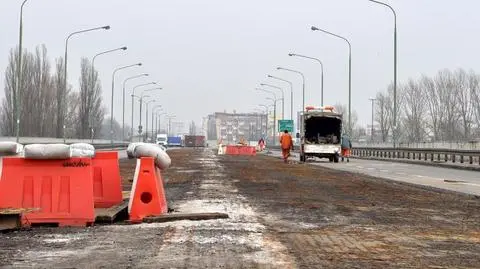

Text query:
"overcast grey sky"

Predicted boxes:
[[1, 0, 479, 128]]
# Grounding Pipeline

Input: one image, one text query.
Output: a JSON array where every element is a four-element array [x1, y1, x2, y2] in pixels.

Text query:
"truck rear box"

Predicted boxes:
[[184, 135, 206, 147]]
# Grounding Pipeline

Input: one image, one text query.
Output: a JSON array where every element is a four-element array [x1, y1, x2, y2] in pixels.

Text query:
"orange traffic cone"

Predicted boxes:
[[128, 157, 168, 223]]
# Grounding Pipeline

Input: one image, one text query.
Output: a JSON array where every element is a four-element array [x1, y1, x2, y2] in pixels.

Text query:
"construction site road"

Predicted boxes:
[[269, 150, 480, 196], [1, 148, 480, 268]]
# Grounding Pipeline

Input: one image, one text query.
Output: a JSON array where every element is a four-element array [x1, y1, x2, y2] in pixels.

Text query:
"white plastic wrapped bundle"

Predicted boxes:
[[24, 144, 71, 160], [70, 143, 95, 158], [0, 142, 23, 156], [130, 143, 171, 170], [127, 142, 146, 159]]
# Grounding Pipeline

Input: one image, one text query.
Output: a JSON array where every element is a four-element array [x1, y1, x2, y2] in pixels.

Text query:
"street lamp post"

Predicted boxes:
[[267, 75, 293, 120], [258, 104, 271, 142], [63, 25, 110, 142], [90, 47, 128, 142], [130, 82, 156, 140], [15, 0, 28, 143], [261, 83, 284, 120], [266, 97, 279, 144], [369, 98, 376, 142], [110, 63, 142, 145], [367, 0, 397, 148], [152, 105, 162, 139], [277, 67, 306, 122], [166, 116, 176, 136], [157, 112, 167, 135], [288, 53, 324, 106], [311, 26, 352, 135], [122, 74, 149, 140], [144, 99, 156, 142]]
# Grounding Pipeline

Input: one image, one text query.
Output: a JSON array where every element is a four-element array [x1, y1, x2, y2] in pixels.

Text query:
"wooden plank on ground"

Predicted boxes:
[[143, 212, 229, 223], [95, 200, 129, 223]]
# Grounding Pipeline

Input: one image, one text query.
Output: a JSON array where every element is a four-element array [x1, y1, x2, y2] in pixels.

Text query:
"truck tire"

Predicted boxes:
[[300, 154, 306, 162], [329, 157, 334, 162]]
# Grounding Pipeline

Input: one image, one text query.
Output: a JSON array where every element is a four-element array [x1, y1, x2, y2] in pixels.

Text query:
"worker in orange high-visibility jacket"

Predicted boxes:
[[280, 130, 294, 163]]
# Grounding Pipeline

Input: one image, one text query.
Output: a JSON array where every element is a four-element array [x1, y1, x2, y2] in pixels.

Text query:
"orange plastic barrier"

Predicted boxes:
[[225, 146, 256, 156], [0, 157, 95, 227], [92, 151, 123, 208], [128, 157, 168, 223], [225, 145, 239, 155]]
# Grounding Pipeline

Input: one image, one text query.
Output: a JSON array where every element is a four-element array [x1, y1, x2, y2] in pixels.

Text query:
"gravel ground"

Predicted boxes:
[[0, 148, 479, 268]]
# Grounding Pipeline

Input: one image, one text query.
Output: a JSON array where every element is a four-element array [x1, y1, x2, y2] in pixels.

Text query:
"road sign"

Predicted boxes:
[[278, 120, 294, 133]]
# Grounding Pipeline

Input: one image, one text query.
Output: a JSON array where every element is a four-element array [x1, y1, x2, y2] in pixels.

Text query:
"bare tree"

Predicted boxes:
[[334, 103, 358, 136], [435, 69, 460, 140], [53, 57, 66, 138], [401, 79, 427, 142], [454, 69, 475, 140], [375, 91, 392, 142], [469, 72, 480, 136], [1, 48, 17, 136], [422, 75, 443, 141], [76, 58, 105, 139]]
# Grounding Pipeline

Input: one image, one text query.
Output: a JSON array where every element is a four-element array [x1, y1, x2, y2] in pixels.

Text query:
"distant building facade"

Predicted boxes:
[[206, 112, 267, 143]]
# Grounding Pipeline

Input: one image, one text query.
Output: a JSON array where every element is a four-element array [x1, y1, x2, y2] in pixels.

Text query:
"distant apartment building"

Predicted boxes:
[[206, 112, 267, 143]]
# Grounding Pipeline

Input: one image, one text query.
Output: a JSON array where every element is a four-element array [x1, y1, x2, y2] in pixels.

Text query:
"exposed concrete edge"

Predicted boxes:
[[351, 156, 480, 172]]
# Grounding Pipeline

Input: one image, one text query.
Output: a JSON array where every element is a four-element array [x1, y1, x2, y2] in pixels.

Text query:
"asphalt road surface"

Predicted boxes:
[[271, 150, 480, 196], [1, 148, 479, 268]]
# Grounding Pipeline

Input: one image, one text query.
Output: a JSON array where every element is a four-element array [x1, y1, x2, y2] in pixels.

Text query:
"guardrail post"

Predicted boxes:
[[452, 154, 456, 163], [431, 153, 434, 162], [460, 155, 464, 164], [469, 155, 473, 165]]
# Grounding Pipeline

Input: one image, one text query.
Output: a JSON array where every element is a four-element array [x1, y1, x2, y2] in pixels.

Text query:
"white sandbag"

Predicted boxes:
[[127, 142, 146, 159], [24, 144, 71, 160], [133, 144, 171, 170], [69, 143, 95, 157], [0, 142, 23, 155]]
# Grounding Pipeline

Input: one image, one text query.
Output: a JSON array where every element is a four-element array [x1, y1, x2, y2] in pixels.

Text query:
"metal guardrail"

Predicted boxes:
[[267, 145, 480, 166], [351, 147, 480, 165]]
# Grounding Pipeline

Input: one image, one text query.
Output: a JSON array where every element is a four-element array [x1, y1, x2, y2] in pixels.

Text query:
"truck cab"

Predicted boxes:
[[156, 134, 168, 147], [299, 106, 343, 163]]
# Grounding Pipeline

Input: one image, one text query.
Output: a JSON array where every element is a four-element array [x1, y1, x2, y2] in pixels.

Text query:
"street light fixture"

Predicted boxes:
[[122, 73, 149, 141], [367, 0, 397, 148], [15, 0, 29, 143], [151, 105, 162, 138], [277, 67, 305, 115], [144, 99, 156, 142], [261, 83, 285, 120], [63, 25, 110, 142], [288, 53, 324, 106], [267, 75, 293, 120], [110, 63, 142, 144], [90, 47, 128, 142], [131, 82, 156, 139], [311, 25, 352, 134], [157, 112, 167, 135], [166, 115, 176, 136]]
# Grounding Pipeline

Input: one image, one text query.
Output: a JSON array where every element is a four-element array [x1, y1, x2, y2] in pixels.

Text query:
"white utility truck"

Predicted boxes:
[[156, 134, 168, 147], [298, 106, 343, 163]]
